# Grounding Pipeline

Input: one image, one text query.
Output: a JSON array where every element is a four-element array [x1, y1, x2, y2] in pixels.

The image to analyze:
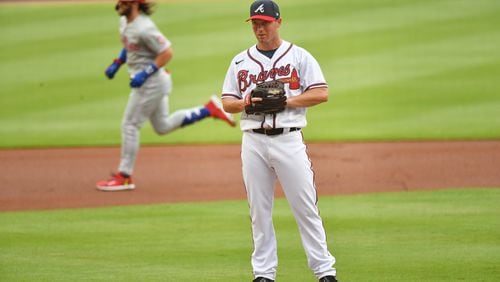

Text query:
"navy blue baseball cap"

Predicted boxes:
[[246, 0, 280, 22]]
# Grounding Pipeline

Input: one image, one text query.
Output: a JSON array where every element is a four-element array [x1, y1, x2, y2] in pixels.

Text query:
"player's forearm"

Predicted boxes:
[[286, 87, 328, 108], [222, 97, 245, 114], [154, 48, 173, 69], [130, 48, 173, 88]]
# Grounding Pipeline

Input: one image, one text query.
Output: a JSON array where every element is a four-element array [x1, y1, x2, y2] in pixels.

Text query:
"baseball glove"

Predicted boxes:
[[245, 80, 287, 115]]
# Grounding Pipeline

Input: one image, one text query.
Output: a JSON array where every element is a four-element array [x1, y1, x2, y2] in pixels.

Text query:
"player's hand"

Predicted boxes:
[[105, 60, 122, 79], [244, 80, 287, 115], [244, 94, 263, 106], [130, 63, 159, 88], [105, 48, 127, 79], [130, 70, 148, 87]]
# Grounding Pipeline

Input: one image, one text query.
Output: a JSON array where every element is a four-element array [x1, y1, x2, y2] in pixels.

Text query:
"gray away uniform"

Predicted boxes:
[[118, 15, 203, 175]]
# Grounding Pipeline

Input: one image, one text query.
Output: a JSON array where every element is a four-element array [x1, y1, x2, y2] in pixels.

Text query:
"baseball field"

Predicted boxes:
[[1, 0, 500, 281]]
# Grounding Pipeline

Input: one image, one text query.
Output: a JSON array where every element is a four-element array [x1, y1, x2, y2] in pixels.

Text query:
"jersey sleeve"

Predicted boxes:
[[119, 16, 127, 35], [222, 57, 242, 99], [141, 26, 172, 55], [299, 49, 328, 91]]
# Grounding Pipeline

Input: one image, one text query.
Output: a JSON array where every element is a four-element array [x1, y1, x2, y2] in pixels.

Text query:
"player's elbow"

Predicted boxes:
[[157, 48, 173, 67], [316, 88, 329, 103]]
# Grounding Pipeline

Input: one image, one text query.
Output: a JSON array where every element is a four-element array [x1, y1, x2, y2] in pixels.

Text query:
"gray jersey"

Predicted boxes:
[[117, 14, 174, 175], [119, 15, 171, 75], [102, 10, 234, 182]]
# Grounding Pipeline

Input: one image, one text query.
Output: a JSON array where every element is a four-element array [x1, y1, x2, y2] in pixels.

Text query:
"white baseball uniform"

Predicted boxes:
[[222, 40, 336, 280], [118, 15, 210, 175]]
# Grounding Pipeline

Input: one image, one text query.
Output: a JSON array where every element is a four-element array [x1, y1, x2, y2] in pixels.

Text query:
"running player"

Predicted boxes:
[[221, 1, 338, 281], [97, 0, 235, 191]]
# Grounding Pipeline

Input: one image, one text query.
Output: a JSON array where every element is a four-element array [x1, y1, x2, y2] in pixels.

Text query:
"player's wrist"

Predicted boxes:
[[112, 48, 127, 66], [144, 63, 159, 76], [113, 58, 125, 65], [118, 48, 127, 63], [130, 63, 159, 88]]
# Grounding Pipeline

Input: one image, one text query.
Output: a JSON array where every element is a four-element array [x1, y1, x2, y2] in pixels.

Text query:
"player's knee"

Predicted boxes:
[[151, 122, 174, 135], [122, 121, 141, 133]]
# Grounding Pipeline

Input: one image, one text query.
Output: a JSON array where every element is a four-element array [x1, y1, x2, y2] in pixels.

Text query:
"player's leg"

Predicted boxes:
[[149, 74, 235, 131], [147, 74, 189, 134], [96, 88, 153, 191], [242, 132, 279, 281], [272, 131, 336, 279], [118, 88, 160, 175], [204, 95, 236, 127], [151, 95, 236, 134], [150, 94, 212, 135]]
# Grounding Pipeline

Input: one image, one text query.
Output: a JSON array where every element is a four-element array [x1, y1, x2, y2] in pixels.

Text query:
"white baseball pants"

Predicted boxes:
[[241, 130, 336, 280]]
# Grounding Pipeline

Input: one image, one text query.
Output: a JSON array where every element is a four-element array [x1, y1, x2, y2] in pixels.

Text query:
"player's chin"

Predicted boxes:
[[256, 34, 267, 41]]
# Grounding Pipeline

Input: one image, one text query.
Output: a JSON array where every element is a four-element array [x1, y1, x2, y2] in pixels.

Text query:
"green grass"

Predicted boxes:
[[0, 188, 499, 281], [1, 0, 500, 148]]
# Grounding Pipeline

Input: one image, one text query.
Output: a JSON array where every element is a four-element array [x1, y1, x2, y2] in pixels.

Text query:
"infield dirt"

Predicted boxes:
[[1, 141, 499, 211]]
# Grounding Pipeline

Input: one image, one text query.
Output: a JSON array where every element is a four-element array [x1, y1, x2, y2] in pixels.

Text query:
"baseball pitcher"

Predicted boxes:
[[221, 1, 338, 281]]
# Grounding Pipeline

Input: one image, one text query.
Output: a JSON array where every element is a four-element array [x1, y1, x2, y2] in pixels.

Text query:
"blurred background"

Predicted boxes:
[[0, 0, 499, 148]]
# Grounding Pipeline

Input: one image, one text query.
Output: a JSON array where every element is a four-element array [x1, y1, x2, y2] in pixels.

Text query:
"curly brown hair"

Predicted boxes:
[[139, 2, 156, 15]]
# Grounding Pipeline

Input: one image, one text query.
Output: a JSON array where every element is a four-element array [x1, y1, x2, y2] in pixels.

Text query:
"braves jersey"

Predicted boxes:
[[222, 40, 328, 131], [119, 15, 171, 76]]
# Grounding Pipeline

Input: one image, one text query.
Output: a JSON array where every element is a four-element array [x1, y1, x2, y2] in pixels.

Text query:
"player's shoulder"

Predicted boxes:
[[288, 42, 320, 63], [286, 42, 310, 55], [135, 14, 157, 30], [119, 16, 127, 25], [229, 48, 252, 66], [119, 16, 127, 32]]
